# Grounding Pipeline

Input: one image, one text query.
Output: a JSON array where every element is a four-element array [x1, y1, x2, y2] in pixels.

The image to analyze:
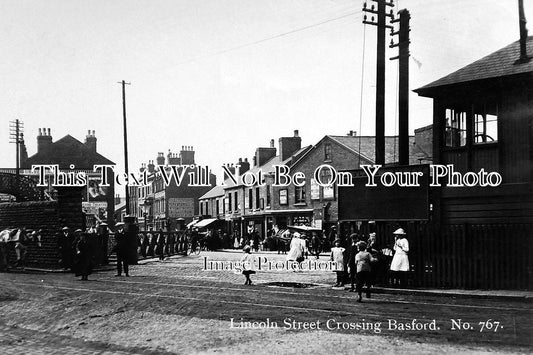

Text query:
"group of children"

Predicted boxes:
[[239, 228, 410, 301], [330, 234, 376, 303]]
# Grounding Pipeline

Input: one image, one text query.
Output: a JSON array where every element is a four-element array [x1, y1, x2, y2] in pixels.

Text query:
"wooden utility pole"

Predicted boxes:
[[363, 0, 394, 165], [9, 119, 24, 185], [517, 0, 530, 63], [118, 80, 131, 215], [390, 9, 411, 165]]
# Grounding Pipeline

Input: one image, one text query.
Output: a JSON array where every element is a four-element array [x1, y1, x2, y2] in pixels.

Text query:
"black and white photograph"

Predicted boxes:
[[0, 0, 532, 354]]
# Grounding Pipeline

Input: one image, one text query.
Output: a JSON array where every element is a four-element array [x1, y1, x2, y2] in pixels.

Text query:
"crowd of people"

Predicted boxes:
[[329, 227, 411, 302]]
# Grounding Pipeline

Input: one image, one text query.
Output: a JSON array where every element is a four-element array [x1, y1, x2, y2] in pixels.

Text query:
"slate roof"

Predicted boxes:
[[199, 185, 225, 200], [327, 135, 420, 165], [415, 37, 533, 96], [23, 135, 115, 169]]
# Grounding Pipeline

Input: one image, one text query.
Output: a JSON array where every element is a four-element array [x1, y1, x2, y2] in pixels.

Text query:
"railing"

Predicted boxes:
[[373, 222, 532, 290]]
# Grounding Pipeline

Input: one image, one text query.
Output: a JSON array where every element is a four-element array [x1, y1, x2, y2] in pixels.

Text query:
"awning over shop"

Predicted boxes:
[[186, 220, 198, 228], [194, 218, 218, 228], [287, 225, 322, 232]]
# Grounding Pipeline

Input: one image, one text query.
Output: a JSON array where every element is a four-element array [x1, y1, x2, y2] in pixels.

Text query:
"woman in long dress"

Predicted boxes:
[[73, 231, 92, 281], [390, 228, 409, 287]]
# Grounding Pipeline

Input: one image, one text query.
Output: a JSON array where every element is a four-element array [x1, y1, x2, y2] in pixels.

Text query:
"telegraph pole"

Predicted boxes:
[[118, 80, 131, 215], [9, 119, 24, 185], [390, 9, 411, 165], [363, 0, 395, 165]]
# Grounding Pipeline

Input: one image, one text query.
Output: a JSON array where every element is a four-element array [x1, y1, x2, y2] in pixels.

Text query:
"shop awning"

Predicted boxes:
[[287, 225, 322, 232], [186, 220, 198, 228], [194, 218, 218, 228]]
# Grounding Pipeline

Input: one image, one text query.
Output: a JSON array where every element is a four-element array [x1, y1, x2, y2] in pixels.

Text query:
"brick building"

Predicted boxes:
[[199, 129, 431, 241], [130, 146, 216, 231], [19, 128, 115, 226]]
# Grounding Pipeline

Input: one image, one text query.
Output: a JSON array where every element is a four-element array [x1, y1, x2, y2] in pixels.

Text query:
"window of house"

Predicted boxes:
[[255, 187, 260, 209], [295, 186, 306, 204], [324, 143, 331, 161], [445, 108, 467, 147], [474, 102, 498, 144], [266, 185, 271, 207], [234, 192, 238, 211], [248, 189, 253, 210], [228, 193, 232, 212], [279, 189, 288, 205]]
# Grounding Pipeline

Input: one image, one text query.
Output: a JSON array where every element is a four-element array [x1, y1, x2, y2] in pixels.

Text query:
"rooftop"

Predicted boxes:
[[415, 37, 533, 96]]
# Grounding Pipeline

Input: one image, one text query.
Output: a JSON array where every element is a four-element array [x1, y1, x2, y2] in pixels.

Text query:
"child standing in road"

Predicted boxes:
[[355, 243, 376, 302], [330, 239, 345, 287], [241, 245, 255, 285]]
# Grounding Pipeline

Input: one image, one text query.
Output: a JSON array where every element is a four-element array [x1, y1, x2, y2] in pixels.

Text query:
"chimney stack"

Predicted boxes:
[[238, 157, 250, 175], [279, 130, 302, 161], [147, 160, 155, 173], [180, 145, 195, 165], [255, 139, 276, 167], [85, 129, 97, 152], [156, 152, 165, 166], [37, 127, 52, 154]]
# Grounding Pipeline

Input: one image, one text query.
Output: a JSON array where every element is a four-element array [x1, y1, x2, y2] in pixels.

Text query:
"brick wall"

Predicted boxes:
[[0, 200, 60, 267]]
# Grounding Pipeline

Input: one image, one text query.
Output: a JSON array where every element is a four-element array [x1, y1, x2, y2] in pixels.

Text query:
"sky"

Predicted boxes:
[[0, 0, 529, 186]]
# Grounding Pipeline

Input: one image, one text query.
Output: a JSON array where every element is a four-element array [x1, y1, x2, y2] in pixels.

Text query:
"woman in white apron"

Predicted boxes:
[[390, 228, 409, 287]]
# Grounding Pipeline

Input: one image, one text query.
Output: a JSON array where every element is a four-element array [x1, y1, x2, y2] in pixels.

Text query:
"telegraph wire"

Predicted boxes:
[[173, 10, 363, 66]]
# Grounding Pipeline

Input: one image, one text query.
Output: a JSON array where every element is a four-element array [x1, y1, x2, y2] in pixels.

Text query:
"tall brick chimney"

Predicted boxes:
[[37, 128, 52, 154], [238, 158, 250, 174], [279, 130, 302, 161], [167, 150, 180, 165], [180, 146, 195, 165], [156, 152, 165, 166], [255, 141, 276, 167], [147, 160, 155, 173], [223, 163, 236, 181], [85, 130, 97, 152]]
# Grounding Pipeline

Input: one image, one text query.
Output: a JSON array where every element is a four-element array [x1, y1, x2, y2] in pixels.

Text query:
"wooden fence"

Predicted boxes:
[[374, 222, 532, 290]]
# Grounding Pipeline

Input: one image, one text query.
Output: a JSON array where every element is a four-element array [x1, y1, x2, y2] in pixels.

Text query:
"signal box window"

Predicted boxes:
[[445, 108, 467, 147], [474, 102, 498, 144]]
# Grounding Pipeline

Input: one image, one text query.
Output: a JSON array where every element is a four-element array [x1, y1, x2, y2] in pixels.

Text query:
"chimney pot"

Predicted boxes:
[[294, 130, 299, 137], [270, 139, 274, 148], [87, 130, 91, 135]]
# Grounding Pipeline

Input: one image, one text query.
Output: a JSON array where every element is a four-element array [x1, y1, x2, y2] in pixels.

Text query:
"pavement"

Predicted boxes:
[[17, 249, 533, 302]]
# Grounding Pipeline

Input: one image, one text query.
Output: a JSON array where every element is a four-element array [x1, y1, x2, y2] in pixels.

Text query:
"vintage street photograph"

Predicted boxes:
[[0, 0, 532, 354]]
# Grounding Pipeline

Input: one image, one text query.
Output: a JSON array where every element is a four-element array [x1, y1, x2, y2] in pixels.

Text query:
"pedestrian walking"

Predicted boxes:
[[241, 245, 255, 285], [141, 232, 149, 259], [390, 228, 410, 287], [14, 227, 29, 268], [156, 229, 165, 261], [353, 242, 376, 302], [73, 230, 92, 281], [330, 239, 345, 287], [58, 226, 74, 271], [114, 222, 129, 277], [287, 232, 306, 264]]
